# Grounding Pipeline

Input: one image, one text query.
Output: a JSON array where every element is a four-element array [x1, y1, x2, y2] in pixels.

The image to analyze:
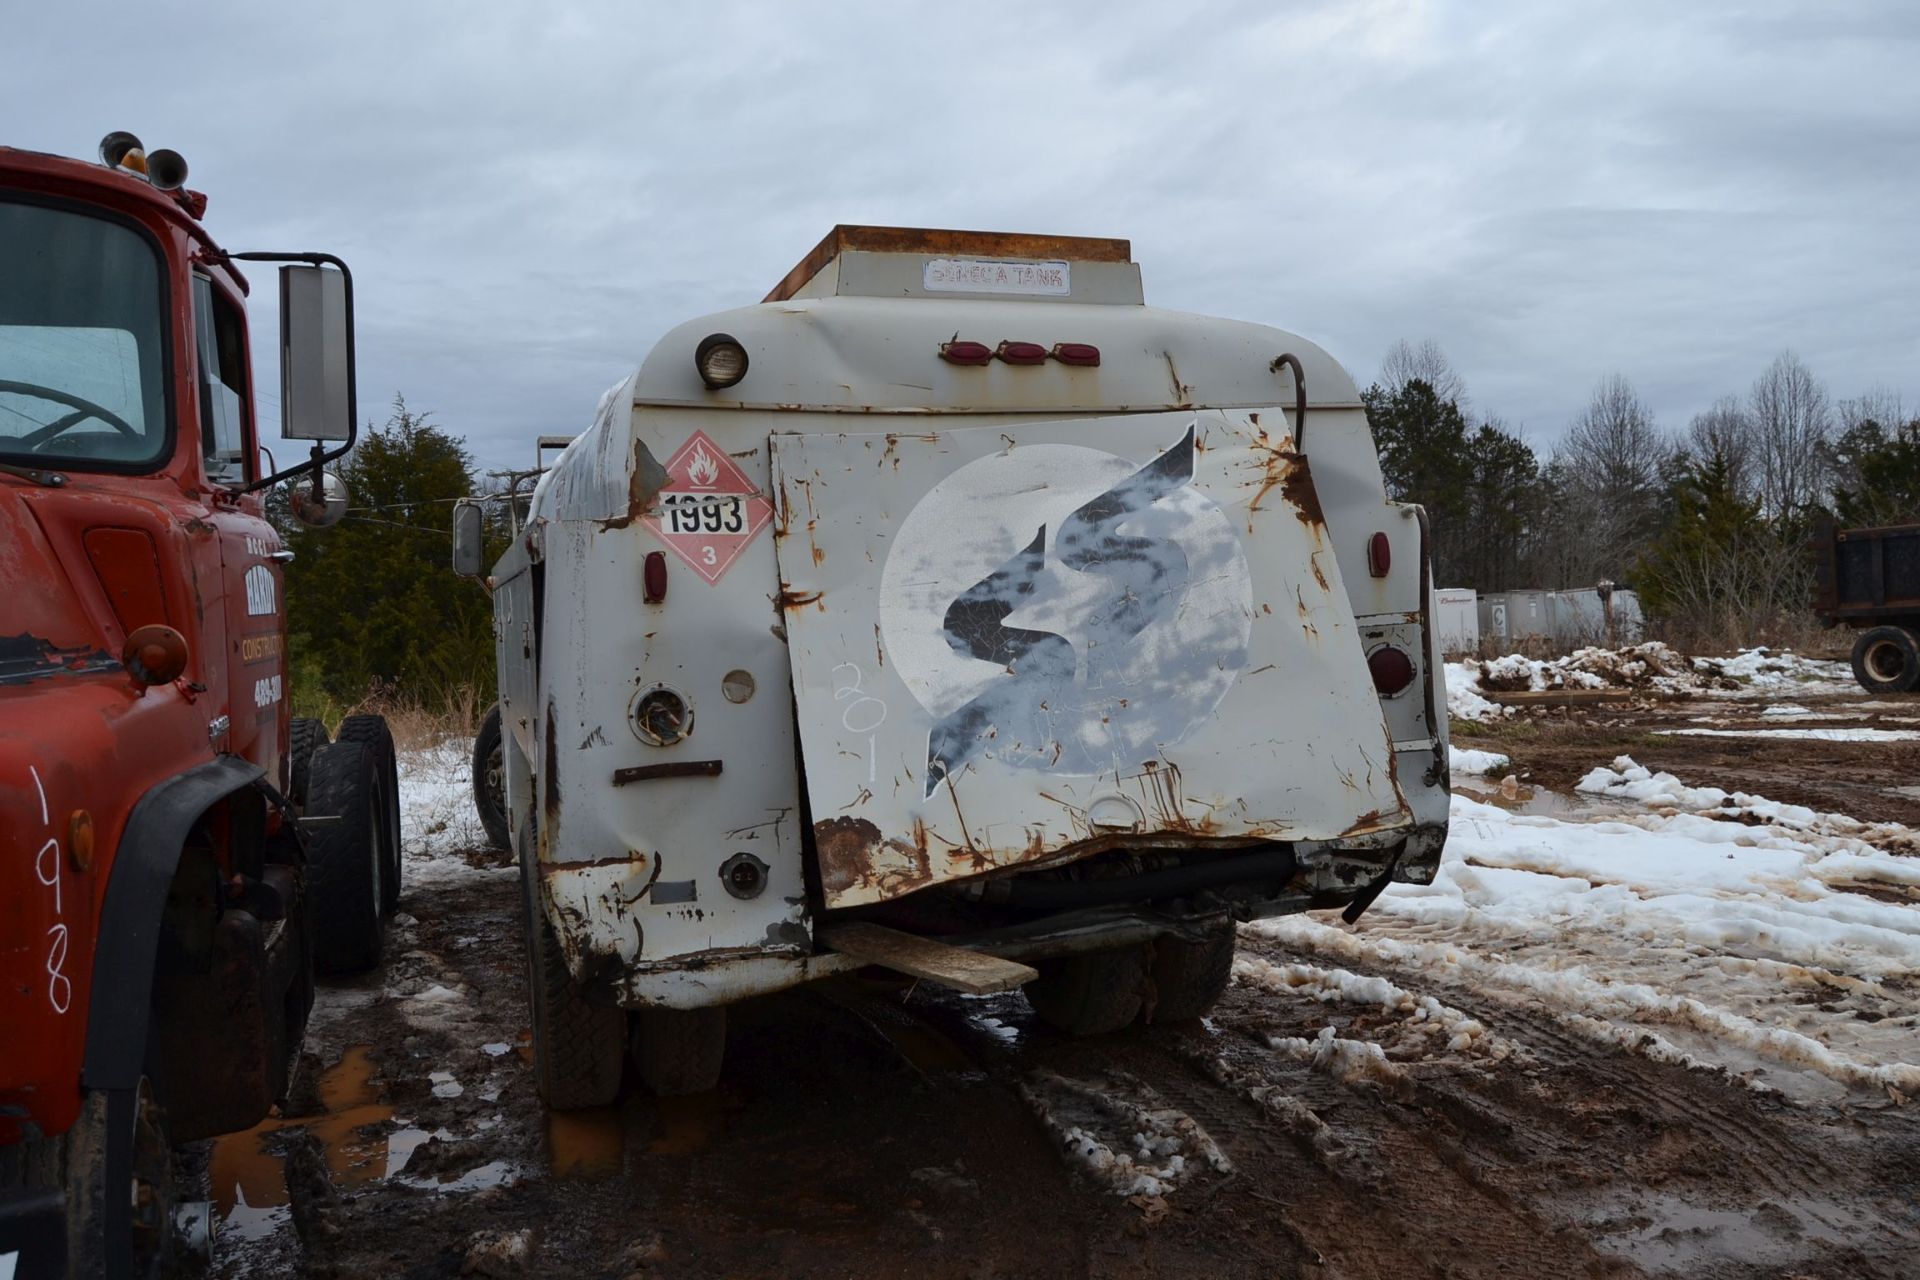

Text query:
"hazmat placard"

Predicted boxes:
[[642, 430, 773, 584]]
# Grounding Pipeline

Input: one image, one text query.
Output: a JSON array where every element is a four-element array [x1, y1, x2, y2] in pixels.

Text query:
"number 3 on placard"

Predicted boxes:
[[702, 546, 717, 566]]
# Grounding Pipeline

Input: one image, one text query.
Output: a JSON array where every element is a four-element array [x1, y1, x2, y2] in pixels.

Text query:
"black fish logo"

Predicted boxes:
[[925, 424, 1196, 797]]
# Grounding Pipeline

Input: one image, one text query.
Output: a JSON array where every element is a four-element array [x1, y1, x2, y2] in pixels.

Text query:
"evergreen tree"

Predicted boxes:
[[1827, 417, 1920, 527], [280, 397, 498, 708], [1361, 378, 1475, 582]]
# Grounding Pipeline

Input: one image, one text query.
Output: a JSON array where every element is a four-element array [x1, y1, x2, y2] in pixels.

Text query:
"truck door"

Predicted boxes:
[[194, 274, 286, 780], [770, 408, 1411, 910]]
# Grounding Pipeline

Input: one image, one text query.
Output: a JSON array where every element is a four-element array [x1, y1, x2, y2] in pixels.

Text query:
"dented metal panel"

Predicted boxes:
[[771, 409, 1410, 910]]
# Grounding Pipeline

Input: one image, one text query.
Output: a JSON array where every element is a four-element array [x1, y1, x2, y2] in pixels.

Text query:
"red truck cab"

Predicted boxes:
[[0, 135, 396, 1278]]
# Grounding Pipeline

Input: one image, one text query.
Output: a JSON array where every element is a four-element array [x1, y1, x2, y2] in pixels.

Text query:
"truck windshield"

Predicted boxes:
[[0, 199, 169, 471]]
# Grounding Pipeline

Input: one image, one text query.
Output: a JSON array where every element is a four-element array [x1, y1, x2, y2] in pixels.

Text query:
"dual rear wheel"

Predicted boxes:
[[1024, 924, 1237, 1036], [296, 715, 401, 974], [519, 818, 725, 1111]]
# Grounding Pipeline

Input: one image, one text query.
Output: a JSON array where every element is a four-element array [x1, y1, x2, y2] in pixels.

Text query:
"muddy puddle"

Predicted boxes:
[[208, 1044, 509, 1241], [1451, 774, 1618, 819]]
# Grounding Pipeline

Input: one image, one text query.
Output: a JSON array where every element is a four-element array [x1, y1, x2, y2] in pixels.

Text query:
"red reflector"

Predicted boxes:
[[940, 340, 993, 365], [1368, 646, 1416, 696], [643, 550, 668, 603], [1367, 531, 1391, 578], [1051, 342, 1100, 367], [996, 340, 1047, 365]]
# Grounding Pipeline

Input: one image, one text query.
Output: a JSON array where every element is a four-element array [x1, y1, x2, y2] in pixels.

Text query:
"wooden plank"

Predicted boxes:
[[1482, 688, 1635, 707], [818, 923, 1038, 995]]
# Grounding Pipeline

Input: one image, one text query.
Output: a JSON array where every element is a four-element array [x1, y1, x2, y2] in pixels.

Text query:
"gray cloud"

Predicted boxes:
[[8, 0, 1916, 469]]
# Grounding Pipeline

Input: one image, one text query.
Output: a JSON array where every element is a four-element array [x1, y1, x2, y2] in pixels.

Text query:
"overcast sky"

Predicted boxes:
[[8, 0, 1917, 470]]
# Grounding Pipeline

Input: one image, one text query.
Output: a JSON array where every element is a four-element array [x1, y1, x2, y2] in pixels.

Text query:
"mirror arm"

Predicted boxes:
[[227, 251, 359, 495]]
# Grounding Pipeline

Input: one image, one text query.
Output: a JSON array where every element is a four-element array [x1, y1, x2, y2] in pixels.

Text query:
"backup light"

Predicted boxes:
[[695, 333, 749, 389]]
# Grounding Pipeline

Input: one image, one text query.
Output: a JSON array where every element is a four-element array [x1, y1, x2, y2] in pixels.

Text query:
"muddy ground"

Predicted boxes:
[[198, 682, 1920, 1279]]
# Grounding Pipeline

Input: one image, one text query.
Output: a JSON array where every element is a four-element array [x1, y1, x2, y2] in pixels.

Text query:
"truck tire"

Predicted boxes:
[[334, 714, 403, 916], [520, 820, 626, 1110], [631, 1006, 727, 1097], [1024, 946, 1150, 1037], [0, 1076, 176, 1278], [472, 703, 511, 853], [1851, 626, 1920, 695], [305, 741, 386, 973], [1146, 923, 1237, 1023], [288, 716, 329, 809]]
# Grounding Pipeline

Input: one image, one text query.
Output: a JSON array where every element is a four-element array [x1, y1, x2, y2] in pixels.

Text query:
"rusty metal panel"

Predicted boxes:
[[771, 409, 1408, 910]]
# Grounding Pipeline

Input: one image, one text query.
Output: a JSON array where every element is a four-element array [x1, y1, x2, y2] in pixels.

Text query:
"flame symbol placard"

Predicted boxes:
[[687, 444, 721, 489]]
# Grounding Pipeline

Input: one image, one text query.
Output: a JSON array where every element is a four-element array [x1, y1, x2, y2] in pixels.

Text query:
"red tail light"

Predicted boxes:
[[1051, 343, 1100, 366], [1368, 646, 1415, 697], [940, 340, 993, 365], [1367, 531, 1391, 578], [996, 340, 1047, 365], [643, 551, 668, 603]]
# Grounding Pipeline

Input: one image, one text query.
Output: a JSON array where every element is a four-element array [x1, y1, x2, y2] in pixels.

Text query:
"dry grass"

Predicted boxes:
[[299, 680, 488, 753]]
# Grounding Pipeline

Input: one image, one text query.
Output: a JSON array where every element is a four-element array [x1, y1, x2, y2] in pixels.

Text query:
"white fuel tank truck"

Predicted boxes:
[[454, 227, 1449, 1104]]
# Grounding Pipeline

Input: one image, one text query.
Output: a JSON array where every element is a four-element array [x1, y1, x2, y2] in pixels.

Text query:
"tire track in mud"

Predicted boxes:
[[1231, 930, 1920, 1277], [906, 987, 1636, 1279]]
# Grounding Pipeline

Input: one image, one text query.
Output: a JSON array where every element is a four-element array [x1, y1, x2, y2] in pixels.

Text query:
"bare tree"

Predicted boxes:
[[1748, 351, 1831, 517], [1838, 386, 1908, 433], [1378, 338, 1467, 407], [1687, 395, 1755, 497], [1550, 373, 1670, 584]]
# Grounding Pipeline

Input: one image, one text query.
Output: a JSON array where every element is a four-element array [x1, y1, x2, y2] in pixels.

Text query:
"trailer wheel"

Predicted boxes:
[[520, 819, 626, 1110], [1146, 922, 1237, 1023], [631, 1006, 727, 1097], [334, 714, 403, 916], [288, 716, 329, 809], [1851, 626, 1920, 695], [472, 703, 511, 853], [1024, 946, 1150, 1036], [305, 741, 386, 972]]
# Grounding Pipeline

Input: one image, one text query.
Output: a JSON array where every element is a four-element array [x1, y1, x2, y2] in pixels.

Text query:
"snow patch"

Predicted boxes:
[[1449, 746, 1511, 776], [1658, 727, 1920, 743]]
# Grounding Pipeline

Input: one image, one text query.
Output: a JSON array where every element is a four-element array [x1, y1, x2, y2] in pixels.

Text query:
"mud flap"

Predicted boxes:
[[1340, 847, 1404, 925]]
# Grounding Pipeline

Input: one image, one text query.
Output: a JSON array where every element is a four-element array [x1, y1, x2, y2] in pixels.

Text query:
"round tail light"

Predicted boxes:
[[1367, 646, 1416, 697]]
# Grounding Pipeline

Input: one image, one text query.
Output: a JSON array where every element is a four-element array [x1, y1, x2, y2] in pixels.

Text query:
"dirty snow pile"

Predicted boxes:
[[1446, 644, 1853, 720], [1018, 1069, 1233, 1196], [1244, 757, 1920, 1101], [1693, 648, 1855, 692], [398, 742, 513, 889]]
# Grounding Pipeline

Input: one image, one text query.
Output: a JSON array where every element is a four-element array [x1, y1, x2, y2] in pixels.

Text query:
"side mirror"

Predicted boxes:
[[278, 264, 353, 442], [452, 499, 486, 576], [289, 471, 350, 529]]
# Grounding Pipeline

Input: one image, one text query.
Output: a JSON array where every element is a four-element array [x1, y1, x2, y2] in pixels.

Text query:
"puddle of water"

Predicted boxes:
[[208, 1044, 398, 1227], [546, 1106, 624, 1177], [1453, 777, 1594, 818], [870, 1020, 974, 1074], [646, 1090, 727, 1157]]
